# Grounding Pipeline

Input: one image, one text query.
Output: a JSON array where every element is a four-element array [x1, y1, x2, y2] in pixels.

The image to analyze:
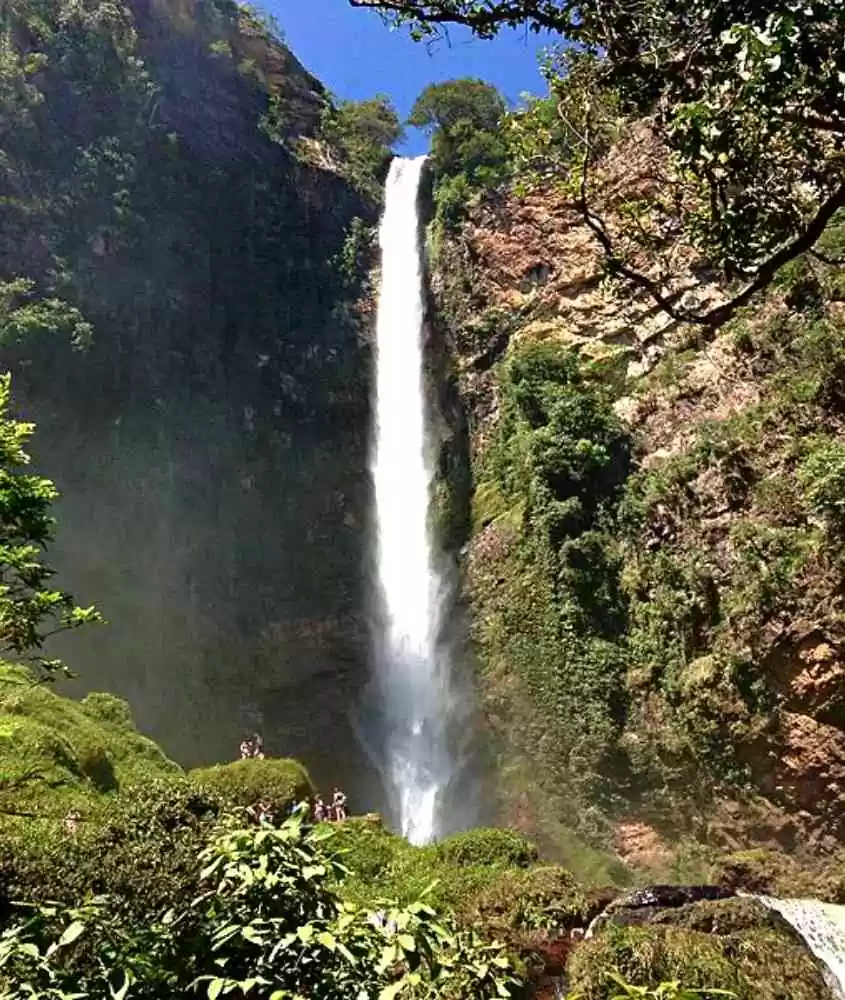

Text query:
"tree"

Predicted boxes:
[[0, 373, 99, 682], [409, 78, 505, 134], [409, 79, 509, 225], [320, 94, 404, 197], [352, 0, 845, 328]]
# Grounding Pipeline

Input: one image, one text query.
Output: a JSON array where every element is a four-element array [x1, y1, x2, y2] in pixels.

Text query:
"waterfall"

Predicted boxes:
[[754, 896, 845, 998], [369, 155, 455, 846]]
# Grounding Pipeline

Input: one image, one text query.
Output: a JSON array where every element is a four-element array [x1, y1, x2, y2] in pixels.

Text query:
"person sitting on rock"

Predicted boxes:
[[239, 737, 253, 760], [331, 788, 347, 821], [252, 733, 265, 760]]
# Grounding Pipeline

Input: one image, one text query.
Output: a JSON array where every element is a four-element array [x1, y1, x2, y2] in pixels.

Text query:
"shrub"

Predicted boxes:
[[0, 778, 223, 923], [190, 757, 313, 816], [436, 827, 538, 869], [1, 816, 522, 1000], [80, 692, 135, 729]]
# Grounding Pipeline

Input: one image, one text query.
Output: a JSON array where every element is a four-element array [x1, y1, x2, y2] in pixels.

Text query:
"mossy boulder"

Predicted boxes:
[[0, 663, 180, 817], [567, 919, 832, 999], [190, 757, 313, 816], [471, 865, 589, 934]]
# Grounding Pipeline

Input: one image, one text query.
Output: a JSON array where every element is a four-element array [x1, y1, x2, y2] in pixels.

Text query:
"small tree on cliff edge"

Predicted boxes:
[[352, 0, 845, 329], [409, 78, 509, 225], [0, 373, 100, 683]]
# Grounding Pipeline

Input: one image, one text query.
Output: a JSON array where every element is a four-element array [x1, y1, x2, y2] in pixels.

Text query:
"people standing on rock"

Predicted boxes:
[[238, 733, 266, 760], [313, 795, 327, 822], [331, 788, 347, 821]]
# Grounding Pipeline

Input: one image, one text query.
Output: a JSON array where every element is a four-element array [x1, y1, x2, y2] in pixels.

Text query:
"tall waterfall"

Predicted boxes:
[[370, 156, 455, 845]]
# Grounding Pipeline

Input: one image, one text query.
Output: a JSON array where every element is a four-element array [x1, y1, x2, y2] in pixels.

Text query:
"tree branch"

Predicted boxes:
[[348, 0, 568, 34], [576, 127, 845, 330]]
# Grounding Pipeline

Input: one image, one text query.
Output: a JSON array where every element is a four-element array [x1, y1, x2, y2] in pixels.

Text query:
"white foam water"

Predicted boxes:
[[370, 156, 455, 845], [755, 896, 845, 998]]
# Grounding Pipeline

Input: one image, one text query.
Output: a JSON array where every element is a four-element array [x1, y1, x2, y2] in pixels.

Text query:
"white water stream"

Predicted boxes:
[[755, 896, 845, 998], [370, 156, 455, 845]]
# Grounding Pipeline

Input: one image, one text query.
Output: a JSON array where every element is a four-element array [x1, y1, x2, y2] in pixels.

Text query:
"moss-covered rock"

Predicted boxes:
[[189, 757, 313, 816], [567, 920, 833, 999], [0, 664, 179, 817], [470, 865, 589, 934]]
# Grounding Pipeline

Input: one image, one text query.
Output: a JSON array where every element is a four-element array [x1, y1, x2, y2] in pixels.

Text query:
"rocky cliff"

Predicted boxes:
[[432, 124, 845, 882], [0, 0, 376, 802]]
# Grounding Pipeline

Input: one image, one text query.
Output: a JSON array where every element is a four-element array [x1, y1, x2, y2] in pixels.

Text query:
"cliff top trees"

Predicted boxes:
[[352, 0, 845, 327], [409, 78, 509, 225]]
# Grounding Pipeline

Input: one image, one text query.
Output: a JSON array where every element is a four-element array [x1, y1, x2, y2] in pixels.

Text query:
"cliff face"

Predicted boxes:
[[432, 129, 845, 873], [0, 0, 376, 801]]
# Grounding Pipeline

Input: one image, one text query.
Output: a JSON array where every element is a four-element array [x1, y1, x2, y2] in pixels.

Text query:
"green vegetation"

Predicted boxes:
[[0, 375, 100, 683], [408, 79, 509, 227], [0, 813, 521, 1000], [471, 865, 589, 935], [327, 819, 541, 917], [1, 778, 222, 923], [319, 94, 403, 199], [567, 920, 827, 1000], [0, 662, 177, 818], [190, 757, 314, 816], [468, 339, 632, 845]]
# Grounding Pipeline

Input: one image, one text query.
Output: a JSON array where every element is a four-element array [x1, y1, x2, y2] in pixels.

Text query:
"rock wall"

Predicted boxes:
[[431, 132, 845, 873]]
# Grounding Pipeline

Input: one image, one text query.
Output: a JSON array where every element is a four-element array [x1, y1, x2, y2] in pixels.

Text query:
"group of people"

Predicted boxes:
[[236, 734, 349, 825], [312, 788, 348, 822]]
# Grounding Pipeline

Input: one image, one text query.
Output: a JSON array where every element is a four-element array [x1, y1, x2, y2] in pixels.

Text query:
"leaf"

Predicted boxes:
[[378, 981, 406, 1000], [208, 978, 226, 1000], [296, 924, 315, 943], [317, 930, 337, 951], [397, 934, 416, 952], [57, 920, 86, 948]]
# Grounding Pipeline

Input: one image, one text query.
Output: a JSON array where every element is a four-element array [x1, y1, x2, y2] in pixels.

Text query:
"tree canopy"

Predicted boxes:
[[409, 79, 509, 226], [318, 94, 404, 199], [409, 79, 505, 134]]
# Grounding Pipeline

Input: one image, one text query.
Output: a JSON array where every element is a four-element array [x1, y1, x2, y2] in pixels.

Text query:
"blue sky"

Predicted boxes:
[[268, 0, 552, 153]]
